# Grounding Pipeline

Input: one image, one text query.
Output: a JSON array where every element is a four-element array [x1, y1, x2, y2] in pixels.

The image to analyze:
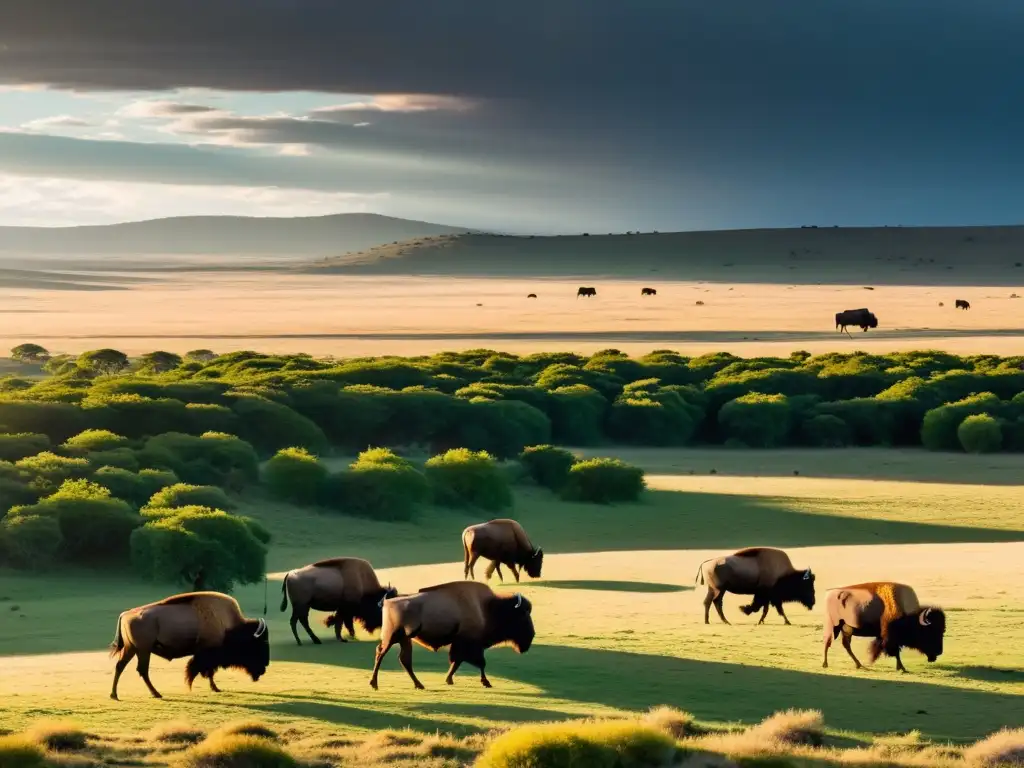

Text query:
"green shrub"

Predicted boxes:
[[130, 506, 267, 591], [262, 447, 327, 505], [0, 401, 87, 441], [92, 466, 179, 507], [718, 393, 794, 447], [230, 395, 328, 455], [958, 413, 1003, 454], [548, 384, 608, 445], [519, 445, 576, 490], [137, 432, 259, 488], [801, 413, 851, 447], [425, 448, 512, 511], [0, 433, 51, 462], [455, 399, 551, 459], [0, 476, 42, 512], [561, 458, 645, 503], [921, 392, 1001, 451], [86, 447, 139, 471], [322, 449, 429, 521], [0, 514, 63, 569], [14, 452, 91, 494], [146, 483, 236, 512], [61, 429, 128, 454], [476, 720, 675, 768], [607, 380, 703, 446]]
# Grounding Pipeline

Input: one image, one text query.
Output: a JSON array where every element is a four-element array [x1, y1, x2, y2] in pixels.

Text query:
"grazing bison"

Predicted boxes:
[[696, 547, 815, 625], [369, 581, 534, 690], [463, 519, 543, 583], [527, 293, 537, 298], [835, 308, 878, 334], [955, 299, 971, 310], [822, 582, 946, 673], [110, 591, 269, 700], [576, 286, 597, 298], [280, 557, 397, 646], [641, 287, 657, 296]]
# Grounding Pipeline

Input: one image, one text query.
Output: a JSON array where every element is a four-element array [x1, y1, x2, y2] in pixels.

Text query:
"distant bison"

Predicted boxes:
[[527, 293, 537, 298], [641, 287, 657, 296], [369, 581, 534, 690], [955, 299, 970, 310], [110, 591, 269, 700], [463, 519, 543, 583], [280, 557, 397, 646], [697, 547, 815, 625], [822, 581, 946, 673], [835, 308, 878, 334], [577, 286, 597, 298]]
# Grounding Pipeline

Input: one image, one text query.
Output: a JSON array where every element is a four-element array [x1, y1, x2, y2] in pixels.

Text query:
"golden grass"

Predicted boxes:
[[642, 706, 701, 740], [208, 720, 281, 742], [0, 734, 47, 768], [962, 728, 1024, 766], [148, 721, 206, 745], [178, 733, 298, 768], [23, 720, 89, 752]]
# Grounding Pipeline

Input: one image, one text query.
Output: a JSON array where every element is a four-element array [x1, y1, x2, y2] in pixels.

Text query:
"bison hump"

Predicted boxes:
[[158, 591, 226, 606], [733, 547, 769, 558]]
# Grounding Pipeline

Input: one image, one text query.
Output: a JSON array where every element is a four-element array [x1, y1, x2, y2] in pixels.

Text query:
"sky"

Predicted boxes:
[[1, 1, 1023, 233]]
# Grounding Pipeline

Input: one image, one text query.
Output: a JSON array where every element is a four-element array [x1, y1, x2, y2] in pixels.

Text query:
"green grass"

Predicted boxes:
[[0, 448, 1021, 753]]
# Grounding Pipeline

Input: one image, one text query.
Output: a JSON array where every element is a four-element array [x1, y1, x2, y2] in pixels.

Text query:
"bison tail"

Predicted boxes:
[[462, 529, 471, 567], [109, 613, 125, 658], [867, 638, 885, 664], [694, 561, 706, 586], [279, 574, 289, 613]]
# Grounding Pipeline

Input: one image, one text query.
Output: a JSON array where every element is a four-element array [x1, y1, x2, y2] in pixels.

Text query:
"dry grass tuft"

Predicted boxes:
[[24, 720, 90, 752], [178, 733, 298, 768], [0, 734, 47, 768], [963, 727, 1024, 766], [207, 720, 280, 743], [745, 708, 825, 747], [643, 706, 701, 740], [149, 721, 206, 746]]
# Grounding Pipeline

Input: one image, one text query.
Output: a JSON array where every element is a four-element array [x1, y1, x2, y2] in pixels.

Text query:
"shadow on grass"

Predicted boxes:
[[955, 665, 1024, 684], [531, 580, 690, 594], [411, 702, 579, 724], [316, 643, 1024, 743]]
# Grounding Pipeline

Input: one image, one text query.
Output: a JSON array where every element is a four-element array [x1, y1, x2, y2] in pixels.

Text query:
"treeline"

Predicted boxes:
[[3, 346, 1024, 454]]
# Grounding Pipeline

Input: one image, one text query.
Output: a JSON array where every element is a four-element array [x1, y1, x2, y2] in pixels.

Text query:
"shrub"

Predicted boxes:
[[148, 721, 205, 745], [607, 379, 703, 446], [14, 452, 92, 494], [10, 343, 50, 363], [958, 413, 1003, 454], [0, 401, 87, 442], [801, 413, 851, 447], [519, 444, 576, 490], [137, 432, 259, 488], [92, 466, 178, 507], [455, 399, 552, 459], [178, 734, 298, 768], [87, 447, 139, 471], [262, 447, 327, 505], [561, 458, 645, 503], [0, 735, 46, 768], [77, 348, 129, 374], [61, 429, 128, 454], [921, 392, 1001, 451], [0, 433, 51, 462], [476, 720, 675, 768], [547, 384, 608, 445], [209, 721, 281, 742], [130, 506, 267, 592], [146, 483, 236, 512], [744, 708, 824, 747], [230, 395, 328, 455], [425, 448, 512, 511], [642, 706, 699, 740], [323, 449, 429, 521], [0, 514, 62, 569], [0, 476, 43, 512], [718, 393, 794, 447]]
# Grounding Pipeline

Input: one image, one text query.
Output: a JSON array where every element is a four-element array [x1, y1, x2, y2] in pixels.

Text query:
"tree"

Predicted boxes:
[[185, 349, 217, 363], [138, 351, 183, 373], [10, 343, 50, 363], [77, 348, 129, 375]]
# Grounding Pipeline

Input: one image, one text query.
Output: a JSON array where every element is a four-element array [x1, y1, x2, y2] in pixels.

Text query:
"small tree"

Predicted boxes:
[[185, 349, 217, 363], [10, 343, 50, 364], [262, 447, 327, 505], [322, 449, 428, 521], [519, 445, 576, 490], [77, 348, 129, 375], [561, 458, 645, 503], [145, 482, 236, 512], [138, 351, 183, 373], [957, 413, 1003, 453], [61, 429, 129, 455], [425, 448, 512, 511]]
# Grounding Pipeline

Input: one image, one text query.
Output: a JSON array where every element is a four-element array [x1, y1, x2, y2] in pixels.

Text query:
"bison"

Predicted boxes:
[[955, 299, 971, 310], [576, 286, 597, 298], [369, 581, 534, 690], [527, 293, 537, 298], [463, 519, 543, 583], [641, 287, 657, 296], [110, 591, 269, 700], [280, 557, 397, 646], [696, 547, 815, 625], [822, 582, 946, 673], [835, 308, 878, 334]]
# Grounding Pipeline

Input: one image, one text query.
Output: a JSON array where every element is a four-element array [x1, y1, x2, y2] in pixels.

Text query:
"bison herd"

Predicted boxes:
[[109, 519, 947, 700]]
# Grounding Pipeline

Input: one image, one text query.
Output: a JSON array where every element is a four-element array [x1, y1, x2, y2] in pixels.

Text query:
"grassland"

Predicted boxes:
[[1, 447, 1021, 762]]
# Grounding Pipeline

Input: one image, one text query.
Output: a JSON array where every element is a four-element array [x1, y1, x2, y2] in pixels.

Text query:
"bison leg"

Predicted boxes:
[[508, 563, 521, 583], [110, 645, 137, 700], [712, 591, 730, 625], [894, 649, 909, 674], [841, 630, 863, 669], [397, 638, 425, 690], [207, 672, 221, 693], [703, 587, 717, 624], [293, 607, 321, 645], [822, 630, 832, 669], [136, 650, 163, 699], [344, 615, 357, 640], [773, 601, 792, 626], [465, 553, 480, 580], [485, 560, 504, 582], [369, 639, 393, 690], [454, 645, 491, 688], [757, 601, 771, 625]]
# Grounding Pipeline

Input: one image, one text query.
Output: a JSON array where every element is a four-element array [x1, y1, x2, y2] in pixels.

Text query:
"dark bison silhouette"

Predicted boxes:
[[641, 287, 657, 296], [835, 308, 878, 334], [576, 286, 597, 298], [955, 299, 970, 310], [527, 293, 537, 298]]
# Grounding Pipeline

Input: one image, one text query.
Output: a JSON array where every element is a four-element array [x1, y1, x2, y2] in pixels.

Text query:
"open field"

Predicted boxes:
[[2, 449, 1022, 755], [1, 226, 1024, 357]]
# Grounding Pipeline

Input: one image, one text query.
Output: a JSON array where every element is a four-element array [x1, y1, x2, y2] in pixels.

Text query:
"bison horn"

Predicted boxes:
[[515, 593, 522, 609], [378, 596, 386, 608], [803, 568, 811, 580], [920, 608, 932, 627], [254, 618, 267, 638], [533, 547, 540, 556]]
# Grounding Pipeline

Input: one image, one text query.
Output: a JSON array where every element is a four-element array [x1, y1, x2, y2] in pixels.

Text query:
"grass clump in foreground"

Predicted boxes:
[[179, 733, 297, 768], [0, 735, 47, 768], [23, 720, 89, 752]]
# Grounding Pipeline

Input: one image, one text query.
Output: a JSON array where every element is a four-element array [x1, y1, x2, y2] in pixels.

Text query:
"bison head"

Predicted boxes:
[[775, 568, 817, 610], [189, 617, 270, 687], [887, 607, 946, 662], [524, 547, 544, 579], [866, 313, 878, 328], [492, 592, 535, 653], [357, 584, 400, 633]]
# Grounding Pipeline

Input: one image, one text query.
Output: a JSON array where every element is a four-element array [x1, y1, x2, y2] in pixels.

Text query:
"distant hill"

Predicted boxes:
[[0, 213, 469, 260], [307, 225, 1024, 285]]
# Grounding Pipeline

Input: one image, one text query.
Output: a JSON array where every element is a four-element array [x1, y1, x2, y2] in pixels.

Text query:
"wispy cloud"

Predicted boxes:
[[21, 115, 93, 130], [312, 94, 476, 115], [119, 99, 221, 119]]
